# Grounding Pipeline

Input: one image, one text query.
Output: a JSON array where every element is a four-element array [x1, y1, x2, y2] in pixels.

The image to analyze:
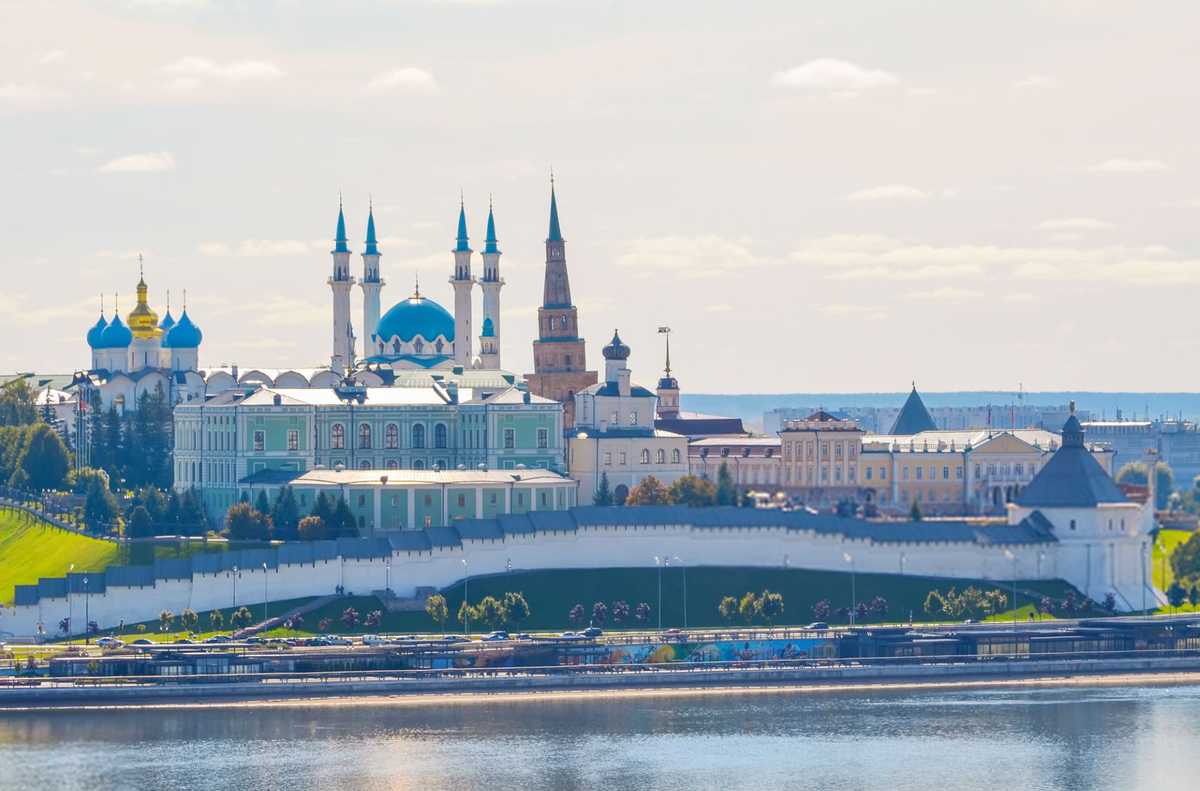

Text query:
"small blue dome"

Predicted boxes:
[[87, 316, 108, 349], [602, 329, 631, 361], [481, 317, 495, 338], [167, 310, 203, 348], [159, 310, 176, 348], [376, 295, 455, 344], [100, 315, 132, 348]]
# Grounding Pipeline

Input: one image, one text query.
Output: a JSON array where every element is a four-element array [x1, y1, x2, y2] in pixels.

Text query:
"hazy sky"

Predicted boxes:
[[3, 0, 1199, 394]]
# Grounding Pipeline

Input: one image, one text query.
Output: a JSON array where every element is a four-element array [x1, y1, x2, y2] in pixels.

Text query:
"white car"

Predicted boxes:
[[95, 637, 124, 648], [361, 635, 388, 646]]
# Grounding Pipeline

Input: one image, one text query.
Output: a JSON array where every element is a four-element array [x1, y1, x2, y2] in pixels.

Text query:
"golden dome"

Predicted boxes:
[[127, 273, 161, 340]]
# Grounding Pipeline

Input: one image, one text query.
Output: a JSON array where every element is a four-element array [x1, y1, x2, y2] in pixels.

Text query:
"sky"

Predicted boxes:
[[2, 0, 1200, 394]]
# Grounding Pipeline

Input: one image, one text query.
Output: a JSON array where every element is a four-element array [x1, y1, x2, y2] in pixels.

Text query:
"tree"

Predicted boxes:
[[1062, 590, 1078, 614], [426, 594, 449, 634], [253, 489, 271, 517], [593, 472, 614, 507], [179, 609, 199, 634], [758, 590, 784, 625], [477, 596, 503, 629], [568, 604, 585, 627], [332, 496, 358, 538], [738, 591, 757, 626], [364, 610, 382, 630], [225, 502, 272, 541], [668, 474, 718, 508], [59, 617, 70, 637], [209, 609, 225, 632], [0, 378, 38, 427], [7, 467, 29, 490], [908, 500, 924, 522], [17, 423, 70, 491], [1080, 597, 1096, 612], [87, 621, 99, 637], [634, 602, 651, 628], [298, 515, 327, 541], [854, 601, 868, 624], [1168, 582, 1187, 611], [127, 505, 154, 539], [591, 601, 608, 627], [1171, 532, 1200, 584], [719, 596, 739, 626], [318, 617, 333, 633], [716, 463, 737, 506], [1040, 597, 1053, 618], [340, 607, 360, 630], [835, 606, 850, 622], [1190, 585, 1200, 610], [159, 610, 175, 633], [923, 591, 945, 618], [812, 599, 831, 621], [83, 477, 120, 532], [611, 600, 630, 630], [1115, 460, 1175, 510], [503, 592, 531, 630], [231, 607, 253, 630], [625, 476, 670, 506], [870, 596, 889, 620], [983, 590, 1008, 617], [290, 614, 304, 634], [270, 485, 302, 541], [312, 492, 334, 524], [457, 601, 477, 631]]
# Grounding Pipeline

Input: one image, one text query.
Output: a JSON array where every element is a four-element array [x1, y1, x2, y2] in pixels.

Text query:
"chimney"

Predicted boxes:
[[1143, 447, 1159, 512]]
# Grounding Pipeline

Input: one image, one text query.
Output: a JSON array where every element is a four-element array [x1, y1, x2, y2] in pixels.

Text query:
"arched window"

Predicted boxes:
[[392, 340, 401, 354], [564, 354, 572, 367], [331, 423, 345, 450], [657, 449, 666, 464], [672, 449, 681, 464], [359, 460, 371, 470], [414, 339, 424, 354], [413, 423, 426, 449], [413, 459, 425, 470], [386, 423, 399, 449], [358, 423, 372, 449], [1014, 463, 1023, 475], [386, 459, 398, 470], [435, 339, 444, 354], [640, 449, 650, 464], [560, 316, 568, 330], [434, 423, 448, 449]]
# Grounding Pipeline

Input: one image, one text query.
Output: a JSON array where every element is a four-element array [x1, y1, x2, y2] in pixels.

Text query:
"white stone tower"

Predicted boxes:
[[450, 197, 474, 366], [360, 201, 384, 351], [477, 199, 504, 370], [329, 199, 356, 374]]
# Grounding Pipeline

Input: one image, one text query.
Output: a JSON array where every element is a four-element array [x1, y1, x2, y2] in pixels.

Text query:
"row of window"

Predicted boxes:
[[603, 448, 683, 466]]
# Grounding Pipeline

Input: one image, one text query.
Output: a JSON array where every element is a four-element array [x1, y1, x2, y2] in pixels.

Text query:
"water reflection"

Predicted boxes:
[[0, 685, 1197, 791]]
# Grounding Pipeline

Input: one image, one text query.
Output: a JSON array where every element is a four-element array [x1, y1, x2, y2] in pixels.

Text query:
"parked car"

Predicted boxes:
[[516, 633, 532, 640], [362, 635, 388, 646], [173, 638, 195, 644], [245, 637, 267, 644], [580, 627, 603, 638], [95, 637, 124, 648], [324, 635, 352, 646], [805, 622, 829, 630], [305, 637, 330, 647], [559, 631, 581, 639], [436, 636, 467, 643], [481, 631, 511, 642], [204, 634, 232, 643], [131, 638, 154, 646]]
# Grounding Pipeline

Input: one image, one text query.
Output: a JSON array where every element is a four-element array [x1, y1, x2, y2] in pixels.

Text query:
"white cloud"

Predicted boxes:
[[842, 184, 932, 201], [702, 303, 733, 313], [237, 296, 328, 327], [907, 87, 937, 97], [39, 51, 66, 65], [770, 59, 898, 92], [1088, 159, 1169, 173], [1036, 217, 1113, 230], [0, 84, 68, 101], [362, 67, 437, 94], [412, 220, 439, 229], [96, 152, 176, 173], [168, 77, 202, 91], [1003, 293, 1038, 302], [131, 0, 214, 7], [162, 57, 285, 81], [198, 239, 310, 257], [614, 236, 760, 278], [820, 303, 887, 320], [1164, 197, 1200, 209], [74, 147, 102, 156], [49, 168, 68, 176], [1012, 75, 1056, 89], [1048, 233, 1082, 242], [905, 286, 984, 301]]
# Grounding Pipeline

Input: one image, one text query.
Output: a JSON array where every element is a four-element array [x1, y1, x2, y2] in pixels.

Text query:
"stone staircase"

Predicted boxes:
[[235, 594, 341, 638]]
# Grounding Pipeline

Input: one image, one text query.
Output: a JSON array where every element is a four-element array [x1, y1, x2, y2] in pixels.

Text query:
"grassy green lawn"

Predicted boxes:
[[1153, 529, 1192, 591], [76, 597, 318, 643], [260, 567, 1090, 637]]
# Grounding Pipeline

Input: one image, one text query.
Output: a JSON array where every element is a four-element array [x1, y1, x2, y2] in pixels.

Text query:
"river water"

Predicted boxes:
[[1, 683, 1197, 790]]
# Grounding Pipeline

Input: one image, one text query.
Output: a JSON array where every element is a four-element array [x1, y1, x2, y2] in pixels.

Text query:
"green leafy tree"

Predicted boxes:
[[610, 600, 630, 630], [312, 491, 334, 523], [1171, 532, 1200, 584], [590, 601, 608, 627], [812, 599, 831, 621], [477, 596, 503, 629], [83, 477, 120, 531], [253, 489, 271, 517], [1189, 585, 1200, 610], [568, 604, 585, 627], [7, 467, 29, 490], [1168, 581, 1187, 611], [0, 378, 39, 426], [17, 423, 70, 490], [593, 472, 615, 506], [624, 475, 670, 506], [982, 590, 1008, 617], [716, 463, 737, 506], [158, 610, 175, 633], [738, 590, 757, 626], [127, 505, 154, 539], [923, 590, 946, 618], [634, 602, 651, 627], [457, 601, 478, 631], [503, 592, 531, 630], [225, 502, 272, 541], [718, 596, 739, 626], [270, 485, 302, 541], [179, 609, 199, 633], [908, 500, 924, 522], [298, 515, 327, 541], [1115, 460, 1175, 510], [209, 609, 225, 632], [425, 594, 449, 634], [758, 590, 784, 625], [668, 474, 718, 508]]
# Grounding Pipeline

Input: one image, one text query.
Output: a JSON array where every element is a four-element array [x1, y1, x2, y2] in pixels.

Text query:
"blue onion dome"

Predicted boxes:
[[481, 317, 495, 338], [100, 314, 133, 348], [159, 309, 176, 347], [376, 294, 455, 343], [167, 309, 203, 348], [87, 315, 108, 349], [602, 329, 631, 361]]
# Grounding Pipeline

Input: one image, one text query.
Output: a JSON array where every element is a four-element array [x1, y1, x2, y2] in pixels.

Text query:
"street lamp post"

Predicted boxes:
[[674, 556, 687, 630], [654, 557, 663, 631], [844, 552, 855, 626], [263, 563, 268, 629], [1141, 543, 1147, 616], [1005, 550, 1018, 626], [232, 565, 238, 611], [385, 559, 391, 597], [68, 563, 75, 645], [1157, 541, 1166, 618], [83, 575, 90, 644], [462, 557, 469, 635]]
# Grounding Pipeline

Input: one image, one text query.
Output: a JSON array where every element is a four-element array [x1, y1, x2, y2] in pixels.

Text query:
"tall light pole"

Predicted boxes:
[[844, 552, 855, 626], [461, 557, 469, 635], [262, 562, 268, 629], [385, 559, 391, 596], [232, 565, 238, 611], [1157, 540, 1165, 617], [1004, 550, 1018, 626], [1141, 543, 1147, 616], [654, 556, 663, 631], [68, 563, 75, 645], [674, 556, 687, 630], [83, 575, 90, 645]]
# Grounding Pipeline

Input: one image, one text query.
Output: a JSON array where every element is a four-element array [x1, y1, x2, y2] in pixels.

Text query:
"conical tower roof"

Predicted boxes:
[[1016, 409, 1128, 508], [889, 384, 937, 435]]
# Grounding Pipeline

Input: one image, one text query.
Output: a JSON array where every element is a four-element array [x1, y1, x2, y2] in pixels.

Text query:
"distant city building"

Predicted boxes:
[[652, 331, 746, 440], [765, 400, 1088, 436], [1080, 420, 1200, 484]]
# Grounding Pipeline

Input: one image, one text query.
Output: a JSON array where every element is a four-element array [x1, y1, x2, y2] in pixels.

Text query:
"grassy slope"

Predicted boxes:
[[0, 508, 122, 606]]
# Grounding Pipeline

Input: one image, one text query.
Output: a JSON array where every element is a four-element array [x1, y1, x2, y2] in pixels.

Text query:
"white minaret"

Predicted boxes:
[[360, 200, 384, 353], [329, 199, 356, 374], [478, 198, 504, 369], [450, 196, 474, 366]]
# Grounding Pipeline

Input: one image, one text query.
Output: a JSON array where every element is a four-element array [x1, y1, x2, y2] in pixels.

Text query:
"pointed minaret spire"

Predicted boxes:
[[450, 193, 474, 365], [333, 193, 350, 254], [329, 194, 355, 372], [360, 194, 384, 346], [100, 293, 105, 317], [455, 194, 472, 253], [414, 273, 421, 298], [547, 172, 563, 242], [484, 195, 500, 255], [479, 193, 503, 369], [364, 201, 379, 256]]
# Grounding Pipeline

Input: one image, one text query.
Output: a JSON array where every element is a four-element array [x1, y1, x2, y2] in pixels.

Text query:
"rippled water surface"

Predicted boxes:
[[2, 684, 1199, 790]]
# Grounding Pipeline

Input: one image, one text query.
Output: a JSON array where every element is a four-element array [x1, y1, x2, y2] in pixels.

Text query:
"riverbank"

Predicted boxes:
[[4, 655, 1200, 710]]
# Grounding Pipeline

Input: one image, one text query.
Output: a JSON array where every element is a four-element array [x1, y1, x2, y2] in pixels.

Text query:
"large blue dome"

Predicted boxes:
[[159, 310, 176, 348], [87, 316, 108, 349], [375, 295, 455, 343], [100, 315, 132, 348], [166, 310, 202, 348]]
